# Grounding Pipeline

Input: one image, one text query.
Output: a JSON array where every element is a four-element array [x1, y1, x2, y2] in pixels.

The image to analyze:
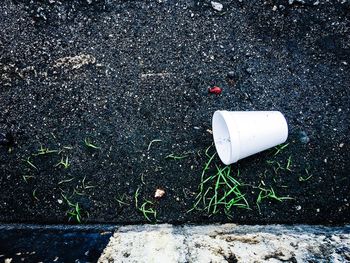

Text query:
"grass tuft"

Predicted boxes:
[[34, 145, 58, 156], [24, 157, 38, 171], [256, 185, 293, 214], [139, 200, 157, 222], [22, 175, 35, 183], [273, 143, 289, 156], [55, 156, 70, 169], [115, 194, 130, 207], [61, 194, 83, 223], [190, 146, 249, 216], [134, 187, 157, 222], [299, 168, 313, 182]]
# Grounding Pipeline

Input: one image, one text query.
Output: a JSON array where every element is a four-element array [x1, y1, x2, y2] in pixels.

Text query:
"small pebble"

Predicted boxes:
[[57, 199, 63, 204], [272, 5, 277, 11], [0, 132, 14, 147], [206, 129, 213, 134], [227, 71, 236, 78], [226, 71, 238, 86], [289, 0, 305, 4], [295, 205, 301, 211], [299, 131, 310, 144], [154, 188, 165, 198], [339, 143, 344, 148], [211, 1, 223, 11], [0, 133, 8, 145]]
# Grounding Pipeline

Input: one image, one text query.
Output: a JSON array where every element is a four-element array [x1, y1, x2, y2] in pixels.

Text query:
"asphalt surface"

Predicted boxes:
[[0, 224, 113, 263], [0, 0, 349, 224]]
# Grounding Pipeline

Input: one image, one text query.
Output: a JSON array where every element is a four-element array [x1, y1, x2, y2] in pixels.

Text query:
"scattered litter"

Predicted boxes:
[[213, 111, 288, 164], [208, 86, 222, 95], [211, 1, 223, 11], [206, 129, 213, 135], [154, 188, 165, 198]]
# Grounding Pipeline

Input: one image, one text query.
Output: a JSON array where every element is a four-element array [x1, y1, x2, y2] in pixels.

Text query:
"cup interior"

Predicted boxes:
[[212, 112, 232, 165]]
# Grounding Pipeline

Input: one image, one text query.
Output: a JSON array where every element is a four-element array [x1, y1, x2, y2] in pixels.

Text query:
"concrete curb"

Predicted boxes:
[[99, 224, 350, 263]]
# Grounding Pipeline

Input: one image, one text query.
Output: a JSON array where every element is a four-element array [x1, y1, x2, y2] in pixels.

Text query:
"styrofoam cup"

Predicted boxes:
[[212, 111, 288, 165]]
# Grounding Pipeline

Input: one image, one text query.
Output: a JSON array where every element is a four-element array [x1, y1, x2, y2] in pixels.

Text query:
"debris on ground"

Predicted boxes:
[[211, 1, 223, 12], [154, 188, 165, 198], [299, 131, 310, 144], [208, 86, 222, 95]]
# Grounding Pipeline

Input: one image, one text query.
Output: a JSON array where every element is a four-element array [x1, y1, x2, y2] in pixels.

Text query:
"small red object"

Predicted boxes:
[[208, 86, 222, 95]]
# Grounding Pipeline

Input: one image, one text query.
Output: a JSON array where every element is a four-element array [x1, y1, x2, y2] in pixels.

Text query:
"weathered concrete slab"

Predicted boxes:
[[99, 224, 350, 263]]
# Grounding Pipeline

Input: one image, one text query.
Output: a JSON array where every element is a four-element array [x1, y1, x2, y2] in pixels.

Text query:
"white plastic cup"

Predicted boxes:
[[212, 111, 288, 165]]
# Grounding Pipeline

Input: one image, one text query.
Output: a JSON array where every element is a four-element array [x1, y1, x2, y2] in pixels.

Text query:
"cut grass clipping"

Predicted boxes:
[[190, 146, 249, 217], [165, 153, 188, 160], [84, 138, 100, 150]]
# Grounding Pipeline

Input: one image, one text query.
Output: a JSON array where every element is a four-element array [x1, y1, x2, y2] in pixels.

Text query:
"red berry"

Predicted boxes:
[[208, 86, 222, 95]]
